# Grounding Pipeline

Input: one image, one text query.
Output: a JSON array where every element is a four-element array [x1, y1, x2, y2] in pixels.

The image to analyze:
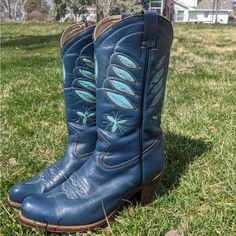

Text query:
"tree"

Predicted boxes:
[[1, 0, 15, 19], [18, 0, 29, 20], [96, 0, 143, 22], [52, 0, 67, 21], [68, 0, 95, 21], [24, 0, 38, 14], [0, 0, 49, 20], [110, 0, 143, 15], [52, 0, 95, 21], [96, 0, 112, 21], [25, 0, 48, 15]]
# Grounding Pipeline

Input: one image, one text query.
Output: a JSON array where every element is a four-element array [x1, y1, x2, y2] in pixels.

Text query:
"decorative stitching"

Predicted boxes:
[[47, 137, 161, 201], [115, 53, 139, 69], [98, 127, 162, 170], [67, 121, 95, 158], [62, 62, 66, 83], [47, 172, 89, 200], [26, 165, 67, 188], [77, 107, 95, 125], [76, 67, 95, 80], [149, 54, 168, 108], [75, 79, 96, 91], [150, 77, 164, 95], [150, 87, 165, 108], [95, 56, 98, 80], [109, 78, 135, 96], [81, 56, 95, 68], [103, 112, 128, 134], [97, 35, 143, 135], [103, 89, 136, 110], [151, 68, 166, 84], [111, 65, 135, 83], [74, 90, 96, 103], [62, 34, 91, 58]]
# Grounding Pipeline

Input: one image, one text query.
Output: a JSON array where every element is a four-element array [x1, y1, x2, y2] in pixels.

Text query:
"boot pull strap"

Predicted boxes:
[[85, 20, 96, 27], [142, 10, 159, 48], [121, 12, 132, 19]]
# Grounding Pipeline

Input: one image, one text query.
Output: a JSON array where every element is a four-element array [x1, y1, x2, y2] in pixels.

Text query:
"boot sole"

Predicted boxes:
[[19, 172, 163, 233], [7, 196, 21, 210]]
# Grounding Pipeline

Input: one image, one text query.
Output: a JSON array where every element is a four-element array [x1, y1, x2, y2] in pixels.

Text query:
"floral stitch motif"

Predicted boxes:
[[74, 90, 96, 103], [104, 90, 135, 110], [103, 112, 128, 134], [109, 79, 135, 96], [77, 107, 95, 125], [112, 66, 135, 83], [149, 54, 168, 108], [116, 53, 138, 69], [81, 56, 95, 68], [47, 173, 87, 200], [26, 166, 63, 188]]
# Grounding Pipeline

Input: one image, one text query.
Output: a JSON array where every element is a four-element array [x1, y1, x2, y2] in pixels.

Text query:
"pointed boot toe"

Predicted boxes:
[[8, 184, 24, 208], [21, 195, 57, 225], [8, 22, 97, 209], [18, 11, 173, 233], [8, 181, 39, 208]]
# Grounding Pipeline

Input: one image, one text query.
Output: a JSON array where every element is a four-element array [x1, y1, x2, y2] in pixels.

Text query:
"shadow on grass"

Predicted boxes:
[[157, 131, 212, 195], [1, 34, 61, 49], [128, 131, 211, 206], [4, 132, 211, 235]]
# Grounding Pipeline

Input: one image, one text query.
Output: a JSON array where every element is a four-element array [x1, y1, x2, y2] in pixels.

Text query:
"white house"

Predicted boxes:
[[149, 0, 167, 14], [173, 0, 232, 24]]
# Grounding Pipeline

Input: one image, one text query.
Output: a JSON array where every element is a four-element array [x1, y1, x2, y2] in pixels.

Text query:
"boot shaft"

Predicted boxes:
[[94, 12, 173, 174], [18, 12, 174, 229], [60, 23, 97, 156]]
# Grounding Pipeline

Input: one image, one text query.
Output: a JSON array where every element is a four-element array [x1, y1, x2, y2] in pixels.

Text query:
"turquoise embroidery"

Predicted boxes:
[[77, 109, 95, 124], [104, 112, 128, 134], [150, 79, 163, 95], [95, 57, 98, 80], [78, 68, 95, 80], [109, 79, 134, 96], [116, 54, 138, 69], [149, 54, 168, 108], [81, 57, 95, 68], [74, 90, 96, 103], [62, 62, 66, 83], [112, 66, 135, 82], [152, 68, 165, 84], [156, 55, 167, 70], [150, 87, 164, 107], [105, 91, 135, 110], [78, 80, 96, 91]]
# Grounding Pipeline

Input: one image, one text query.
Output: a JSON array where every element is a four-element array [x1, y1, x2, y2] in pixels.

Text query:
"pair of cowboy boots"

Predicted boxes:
[[8, 11, 173, 233]]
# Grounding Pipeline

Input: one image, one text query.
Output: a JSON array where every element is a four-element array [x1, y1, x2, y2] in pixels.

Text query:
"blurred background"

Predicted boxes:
[[1, 1, 236, 236], [1, 0, 236, 24]]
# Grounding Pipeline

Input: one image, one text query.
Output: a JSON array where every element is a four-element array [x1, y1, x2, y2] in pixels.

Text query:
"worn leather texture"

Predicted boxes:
[[8, 26, 97, 204], [21, 11, 173, 226]]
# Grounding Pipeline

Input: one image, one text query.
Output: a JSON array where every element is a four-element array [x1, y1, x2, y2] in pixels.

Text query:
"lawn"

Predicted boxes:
[[1, 22, 236, 236]]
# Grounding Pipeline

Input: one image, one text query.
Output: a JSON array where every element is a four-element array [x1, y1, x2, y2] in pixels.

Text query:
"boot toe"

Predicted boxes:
[[9, 183, 28, 204], [21, 195, 57, 224]]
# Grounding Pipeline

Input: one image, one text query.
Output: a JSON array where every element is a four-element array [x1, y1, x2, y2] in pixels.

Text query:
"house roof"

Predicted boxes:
[[174, 0, 232, 11], [174, 0, 191, 9], [196, 0, 232, 11]]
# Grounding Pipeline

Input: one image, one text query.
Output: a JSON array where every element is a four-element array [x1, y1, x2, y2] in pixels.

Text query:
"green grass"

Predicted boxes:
[[1, 22, 236, 236]]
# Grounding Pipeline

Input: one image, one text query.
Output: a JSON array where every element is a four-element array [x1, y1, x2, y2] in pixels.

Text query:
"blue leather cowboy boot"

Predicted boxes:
[[19, 11, 173, 232], [7, 23, 97, 209]]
